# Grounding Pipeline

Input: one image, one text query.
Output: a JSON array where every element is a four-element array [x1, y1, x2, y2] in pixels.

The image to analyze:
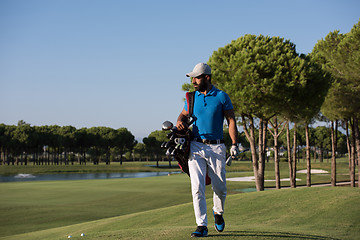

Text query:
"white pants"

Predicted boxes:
[[188, 141, 227, 227]]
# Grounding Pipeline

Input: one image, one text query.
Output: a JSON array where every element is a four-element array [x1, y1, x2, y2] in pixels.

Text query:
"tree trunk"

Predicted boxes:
[[346, 120, 355, 187], [106, 150, 110, 165], [286, 123, 294, 188], [273, 118, 281, 189], [83, 152, 86, 165], [354, 117, 360, 188], [120, 149, 123, 165], [64, 151, 67, 165], [305, 124, 311, 187], [292, 123, 297, 188], [330, 120, 338, 187], [258, 119, 267, 190], [268, 117, 287, 189], [319, 149, 323, 163], [242, 115, 264, 191], [274, 133, 280, 189], [350, 119, 356, 187], [0, 150, 3, 165]]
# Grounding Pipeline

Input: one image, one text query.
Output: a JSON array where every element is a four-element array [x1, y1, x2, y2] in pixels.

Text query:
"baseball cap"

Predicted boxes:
[[186, 63, 211, 77]]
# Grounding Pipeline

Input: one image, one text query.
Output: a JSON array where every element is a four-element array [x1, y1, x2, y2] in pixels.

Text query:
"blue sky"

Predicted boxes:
[[0, 0, 359, 141]]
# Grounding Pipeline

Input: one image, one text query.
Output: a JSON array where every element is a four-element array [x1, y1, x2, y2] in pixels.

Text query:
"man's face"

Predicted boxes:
[[192, 75, 207, 92]]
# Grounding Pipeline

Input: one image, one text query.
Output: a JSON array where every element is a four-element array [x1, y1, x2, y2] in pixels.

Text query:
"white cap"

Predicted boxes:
[[186, 63, 211, 77]]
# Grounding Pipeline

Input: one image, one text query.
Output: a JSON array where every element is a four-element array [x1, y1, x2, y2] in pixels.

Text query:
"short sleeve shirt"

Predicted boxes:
[[184, 86, 233, 140]]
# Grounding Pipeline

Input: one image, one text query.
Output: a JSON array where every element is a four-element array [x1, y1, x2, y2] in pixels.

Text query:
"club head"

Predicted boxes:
[[170, 148, 177, 156], [169, 134, 176, 141], [164, 141, 172, 148], [162, 121, 174, 131], [226, 156, 236, 166], [167, 132, 174, 139], [161, 142, 167, 148], [165, 148, 171, 156], [166, 146, 175, 156], [226, 156, 232, 166]]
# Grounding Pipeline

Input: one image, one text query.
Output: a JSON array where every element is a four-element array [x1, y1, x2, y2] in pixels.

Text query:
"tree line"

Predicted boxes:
[[0, 121, 136, 165], [0, 120, 349, 168]]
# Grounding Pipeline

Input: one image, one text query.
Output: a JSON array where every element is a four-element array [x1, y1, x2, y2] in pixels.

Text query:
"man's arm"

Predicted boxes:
[[224, 109, 237, 145], [176, 108, 189, 131]]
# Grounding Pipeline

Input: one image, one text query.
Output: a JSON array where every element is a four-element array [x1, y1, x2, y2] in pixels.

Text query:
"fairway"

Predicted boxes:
[[0, 173, 193, 237], [0, 172, 359, 240]]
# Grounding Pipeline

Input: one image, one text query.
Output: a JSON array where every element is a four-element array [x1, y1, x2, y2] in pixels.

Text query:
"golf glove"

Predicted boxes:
[[226, 145, 239, 166], [230, 145, 239, 157]]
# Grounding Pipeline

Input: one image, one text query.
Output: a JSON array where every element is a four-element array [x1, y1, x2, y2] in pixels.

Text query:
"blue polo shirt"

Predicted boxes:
[[184, 86, 233, 140]]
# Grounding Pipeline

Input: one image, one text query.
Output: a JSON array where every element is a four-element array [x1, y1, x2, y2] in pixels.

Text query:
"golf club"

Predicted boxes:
[[162, 121, 173, 131]]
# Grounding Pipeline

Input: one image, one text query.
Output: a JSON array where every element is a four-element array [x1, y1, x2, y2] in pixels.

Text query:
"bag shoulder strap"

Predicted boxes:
[[186, 91, 195, 115], [185, 91, 195, 125]]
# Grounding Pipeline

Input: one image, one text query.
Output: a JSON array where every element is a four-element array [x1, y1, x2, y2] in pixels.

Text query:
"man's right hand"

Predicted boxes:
[[176, 121, 188, 131], [176, 109, 190, 131]]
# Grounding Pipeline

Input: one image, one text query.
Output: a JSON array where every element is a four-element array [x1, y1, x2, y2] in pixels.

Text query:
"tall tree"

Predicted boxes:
[[315, 20, 360, 187], [98, 127, 117, 164], [115, 128, 136, 165], [209, 34, 303, 191], [12, 124, 34, 165], [313, 31, 344, 187], [294, 54, 330, 187], [56, 126, 76, 165], [335, 21, 360, 187]]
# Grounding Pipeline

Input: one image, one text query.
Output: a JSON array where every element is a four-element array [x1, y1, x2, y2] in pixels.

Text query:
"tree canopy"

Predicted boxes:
[[315, 20, 360, 121]]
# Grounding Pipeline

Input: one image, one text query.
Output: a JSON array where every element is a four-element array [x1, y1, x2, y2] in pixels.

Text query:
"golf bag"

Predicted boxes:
[[161, 92, 211, 185], [161, 123, 192, 176]]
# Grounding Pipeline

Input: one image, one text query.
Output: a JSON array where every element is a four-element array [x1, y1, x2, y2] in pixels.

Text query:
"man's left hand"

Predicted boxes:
[[230, 145, 239, 158], [226, 145, 239, 166]]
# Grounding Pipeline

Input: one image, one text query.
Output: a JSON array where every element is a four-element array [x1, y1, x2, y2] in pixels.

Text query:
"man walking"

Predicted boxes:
[[176, 63, 239, 237]]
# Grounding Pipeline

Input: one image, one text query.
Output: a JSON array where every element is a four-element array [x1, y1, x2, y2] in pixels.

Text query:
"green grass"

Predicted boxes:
[[1, 184, 359, 240], [0, 170, 359, 240], [0, 158, 358, 239], [0, 174, 193, 237]]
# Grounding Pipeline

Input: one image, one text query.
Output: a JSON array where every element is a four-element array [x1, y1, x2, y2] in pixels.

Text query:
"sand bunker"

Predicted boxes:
[[297, 169, 329, 174], [227, 176, 301, 182]]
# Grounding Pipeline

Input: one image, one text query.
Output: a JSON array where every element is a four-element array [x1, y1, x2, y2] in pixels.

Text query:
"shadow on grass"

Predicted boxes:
[[208, 230, 339, 239]]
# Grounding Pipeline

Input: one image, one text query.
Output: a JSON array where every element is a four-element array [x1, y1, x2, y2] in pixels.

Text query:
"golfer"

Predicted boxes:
[[176, 63, 239, 237]]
